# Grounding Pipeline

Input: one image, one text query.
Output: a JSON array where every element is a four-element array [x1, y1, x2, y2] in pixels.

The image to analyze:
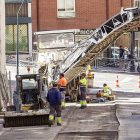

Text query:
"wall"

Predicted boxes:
[[32, 0, 131, 33], [0, 0, 6, 110], [0, 0, 6, 74]]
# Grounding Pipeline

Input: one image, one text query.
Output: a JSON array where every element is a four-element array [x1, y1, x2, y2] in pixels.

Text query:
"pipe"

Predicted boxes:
[[37, 0, 40, 31], [16, 0, 25, 112], [106, 0, 109, 20], [121, 0, 123, 7]]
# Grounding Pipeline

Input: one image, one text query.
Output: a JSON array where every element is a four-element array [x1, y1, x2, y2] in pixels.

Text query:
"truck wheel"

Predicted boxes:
[[137, 66, 140, 73]]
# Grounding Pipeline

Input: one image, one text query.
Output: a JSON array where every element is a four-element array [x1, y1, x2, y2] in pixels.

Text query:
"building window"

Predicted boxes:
[[135, 0, 140, 8], [6, 24, 28, 52], [5, 3, 28, 17], [57, 0, 75, 18]]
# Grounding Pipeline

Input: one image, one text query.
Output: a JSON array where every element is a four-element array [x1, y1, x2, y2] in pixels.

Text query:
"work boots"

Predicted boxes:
[[57, 123, 62, 126], [48, 121, 52, 127]]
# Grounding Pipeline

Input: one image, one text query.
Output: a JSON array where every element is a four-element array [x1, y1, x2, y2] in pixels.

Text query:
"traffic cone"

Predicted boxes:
[[6, 99, 9, 111], [116, 75, 119, 87], [138, 77, 140, 88]]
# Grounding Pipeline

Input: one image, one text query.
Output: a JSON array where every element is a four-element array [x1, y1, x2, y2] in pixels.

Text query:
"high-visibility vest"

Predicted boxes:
[[80, 78, 87, 88]]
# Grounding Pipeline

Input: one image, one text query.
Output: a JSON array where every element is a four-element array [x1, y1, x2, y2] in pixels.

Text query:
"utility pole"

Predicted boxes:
[[130, 0, 135, 72], [16, 0, 26, 112]]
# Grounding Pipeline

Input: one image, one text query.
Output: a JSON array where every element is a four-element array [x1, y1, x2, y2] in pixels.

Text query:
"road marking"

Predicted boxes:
[[0, 130, 5, 136], [120, 78, 132, 83], [0, 128, 11, 136]]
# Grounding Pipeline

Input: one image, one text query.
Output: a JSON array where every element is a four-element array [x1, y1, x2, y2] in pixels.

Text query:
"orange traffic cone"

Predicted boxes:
[[138, 77, 140, 88], [116, 75, 119, 87], [6, 99, 9, 111]]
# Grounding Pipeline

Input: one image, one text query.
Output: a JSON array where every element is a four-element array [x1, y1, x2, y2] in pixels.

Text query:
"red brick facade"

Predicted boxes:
[[32, 0, 131, 33]]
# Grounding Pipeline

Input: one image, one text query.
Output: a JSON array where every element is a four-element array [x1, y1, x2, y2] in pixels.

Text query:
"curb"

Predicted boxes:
[[113, 91, 140, 94], [92, 69, 140, 75], [0, 119, 4, 131], [0, 124, 3, 131], [88, 87, 140, 94]]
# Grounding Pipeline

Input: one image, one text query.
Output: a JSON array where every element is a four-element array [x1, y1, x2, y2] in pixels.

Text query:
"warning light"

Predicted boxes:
[[27, 66, 30, 71]]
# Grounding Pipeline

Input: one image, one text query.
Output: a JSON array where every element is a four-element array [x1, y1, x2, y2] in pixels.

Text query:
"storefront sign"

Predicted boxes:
[[75, 29, 95, 35]]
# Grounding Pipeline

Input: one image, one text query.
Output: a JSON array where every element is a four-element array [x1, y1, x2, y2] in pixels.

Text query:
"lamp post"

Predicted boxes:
[[130, 0, 135, 72], [16, 0, 26, 112]]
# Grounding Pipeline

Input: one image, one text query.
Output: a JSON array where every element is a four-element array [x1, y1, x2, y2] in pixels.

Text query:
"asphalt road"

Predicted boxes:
[[1, 92, 140, 140]]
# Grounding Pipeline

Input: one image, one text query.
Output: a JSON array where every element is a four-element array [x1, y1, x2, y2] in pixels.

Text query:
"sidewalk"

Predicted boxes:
[[91, 66, 140, 75]]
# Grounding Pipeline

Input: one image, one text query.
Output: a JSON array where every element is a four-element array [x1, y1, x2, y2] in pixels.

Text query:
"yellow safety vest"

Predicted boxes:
[[103, 86, 111, 93], [80, 78, 87, 86]]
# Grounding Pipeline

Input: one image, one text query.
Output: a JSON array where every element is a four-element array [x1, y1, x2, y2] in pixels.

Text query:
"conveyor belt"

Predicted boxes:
[[53, 8, 140, 83]]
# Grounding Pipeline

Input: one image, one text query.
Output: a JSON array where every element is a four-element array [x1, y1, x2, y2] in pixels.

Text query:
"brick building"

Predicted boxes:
[[32, 0, 131, 32], [31, 0, 140, 59]]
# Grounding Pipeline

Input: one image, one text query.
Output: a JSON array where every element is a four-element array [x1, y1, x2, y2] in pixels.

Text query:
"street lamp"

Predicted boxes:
[[130, 0, 135, 72], [16, 0, 26, 112]]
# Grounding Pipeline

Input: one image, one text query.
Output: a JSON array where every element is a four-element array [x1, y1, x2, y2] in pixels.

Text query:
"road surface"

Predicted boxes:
[[0, 92, 140, 140]]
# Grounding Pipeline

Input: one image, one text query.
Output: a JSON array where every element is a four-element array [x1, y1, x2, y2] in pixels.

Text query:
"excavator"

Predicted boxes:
[[4, 7, 140, 127]]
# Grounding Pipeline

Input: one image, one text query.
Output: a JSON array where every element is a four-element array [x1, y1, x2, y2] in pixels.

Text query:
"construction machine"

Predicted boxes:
[[4, 74, 49, 127], [34, 7, 140, 101], [4, 7, 140, 127]]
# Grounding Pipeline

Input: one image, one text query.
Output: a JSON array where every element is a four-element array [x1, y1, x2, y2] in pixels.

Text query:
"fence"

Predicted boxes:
[[91, 58, 140, 73]]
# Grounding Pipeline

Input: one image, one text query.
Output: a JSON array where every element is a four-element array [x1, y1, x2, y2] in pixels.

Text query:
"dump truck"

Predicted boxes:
[[34, 7, 140, 101]]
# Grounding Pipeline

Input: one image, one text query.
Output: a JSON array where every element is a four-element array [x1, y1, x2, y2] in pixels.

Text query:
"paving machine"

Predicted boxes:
[[4, 74, 49, 127]]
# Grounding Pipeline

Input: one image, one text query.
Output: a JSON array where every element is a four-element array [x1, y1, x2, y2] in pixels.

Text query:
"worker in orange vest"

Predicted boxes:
[[58, 73, 67, 109]]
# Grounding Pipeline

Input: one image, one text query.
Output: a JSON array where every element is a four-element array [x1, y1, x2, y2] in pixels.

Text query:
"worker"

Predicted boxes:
[[96, 90, 103, 98], [78, 73, 87, 109], [58, 73, 67, 109], [103, 83, 112, 96], [47, 83, 62, 127], [96, 90, 106, 102]]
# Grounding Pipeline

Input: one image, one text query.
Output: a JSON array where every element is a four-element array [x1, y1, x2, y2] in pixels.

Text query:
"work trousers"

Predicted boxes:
[[49, 105, 62, 124], [80, 87, 87, 107], [61, 91, 66, 107]]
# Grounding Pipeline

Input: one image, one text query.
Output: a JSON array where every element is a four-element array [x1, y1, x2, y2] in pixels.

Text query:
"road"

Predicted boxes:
[[93, 71, 140, 93], [0, 92, 140, 140], [6, 65, 140, 92], [3, 65, 140, 139]]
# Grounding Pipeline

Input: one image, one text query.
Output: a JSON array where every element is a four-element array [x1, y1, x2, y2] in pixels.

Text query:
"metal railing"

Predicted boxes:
[[92, 58, 140, 73]]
